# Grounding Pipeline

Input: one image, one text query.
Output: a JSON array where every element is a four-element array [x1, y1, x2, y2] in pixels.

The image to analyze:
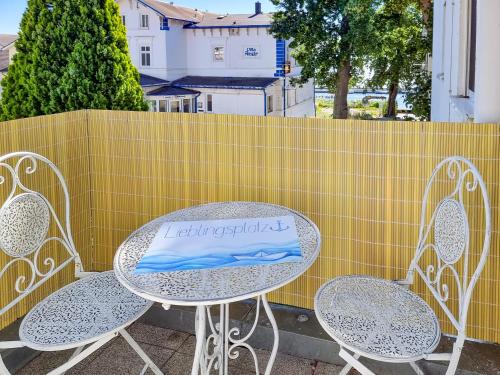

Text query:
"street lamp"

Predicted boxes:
[[283, 61, 291, 117]]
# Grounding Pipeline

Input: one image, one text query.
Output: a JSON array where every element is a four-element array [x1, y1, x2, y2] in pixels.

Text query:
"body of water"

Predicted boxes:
[[315, 91, 410, 110]]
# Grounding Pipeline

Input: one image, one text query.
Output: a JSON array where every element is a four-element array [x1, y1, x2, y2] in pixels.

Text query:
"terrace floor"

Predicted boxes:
[[15, 322, 343, 375], [12, 317, 500, 375], [5, 301, 497, 375]]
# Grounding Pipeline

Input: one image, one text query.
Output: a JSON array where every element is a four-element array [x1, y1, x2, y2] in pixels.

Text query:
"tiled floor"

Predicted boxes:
[[15, 322, 343, 375]]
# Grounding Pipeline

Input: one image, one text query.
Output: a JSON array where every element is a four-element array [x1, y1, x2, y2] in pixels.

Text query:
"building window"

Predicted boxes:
[[159, 100, 168, 112], [147, 100, 157, 112], [171, 100, 180, 112], [468, 0, 477, 92], [267, 95, 273, 113], [197, 101, 204, 112], [160, 17, 169, 30], [183, 98, 191, 113], [122, 15, 126, 26], [213, 46, 224, 61], [141, 46, 151, 67], [140, 14, 149, 29], [207, 94, 213, 112]]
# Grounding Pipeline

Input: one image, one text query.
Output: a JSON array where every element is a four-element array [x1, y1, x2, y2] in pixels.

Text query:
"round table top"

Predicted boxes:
[[113, 202, 321, 306]]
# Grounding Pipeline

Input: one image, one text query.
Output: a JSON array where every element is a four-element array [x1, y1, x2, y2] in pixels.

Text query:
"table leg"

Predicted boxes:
[[192, 295, 279, 375], [192, 306, 207, 375], [261, 294, 279, 375], [226, 294, 279, 375]]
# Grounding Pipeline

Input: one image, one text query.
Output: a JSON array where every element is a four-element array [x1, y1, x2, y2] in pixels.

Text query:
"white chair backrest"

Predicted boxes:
[[409, 156, 491, 334], [0, 152, 82, 316]]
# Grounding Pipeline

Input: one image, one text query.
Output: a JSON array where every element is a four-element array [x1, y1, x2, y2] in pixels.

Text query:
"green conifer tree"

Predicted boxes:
[[1, 0, 147, 120]]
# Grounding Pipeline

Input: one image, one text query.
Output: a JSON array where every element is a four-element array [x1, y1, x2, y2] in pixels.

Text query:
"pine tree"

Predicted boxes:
[[0, 0, 147, 120]]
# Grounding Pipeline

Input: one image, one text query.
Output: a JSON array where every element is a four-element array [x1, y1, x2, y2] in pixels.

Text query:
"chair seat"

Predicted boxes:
[[314, 275, 441, 362], [19, 271, 152, 351]]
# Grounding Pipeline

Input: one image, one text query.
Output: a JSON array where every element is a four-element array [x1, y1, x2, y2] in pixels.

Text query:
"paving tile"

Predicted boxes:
[[163, 330, 191, 350], [128, 322, 190, 351], [177, 335, 197, 355], [240, 348, 314, 375], [82, 336, 173, 374], [160, 350, 254, 375], [313, 361, 343, 375], [162, 351, 194, 375], [15, 343, 110, 375], [15, 350, 74, 375], [129, 322, 176, 348]]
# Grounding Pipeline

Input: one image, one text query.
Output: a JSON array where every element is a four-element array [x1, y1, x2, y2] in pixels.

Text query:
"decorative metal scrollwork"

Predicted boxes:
[[412, 157, 490, 331], [195, 296, 277, 375], [0, 153, 79, 316]]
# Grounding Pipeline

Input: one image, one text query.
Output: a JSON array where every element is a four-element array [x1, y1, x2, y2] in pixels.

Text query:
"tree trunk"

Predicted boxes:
[[385, 81, 399, 118], [419, 0, 432, 28], [333, 59, 351, 119]]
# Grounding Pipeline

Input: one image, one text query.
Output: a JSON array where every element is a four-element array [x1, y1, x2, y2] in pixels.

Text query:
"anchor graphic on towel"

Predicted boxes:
[[270, 219, 290, 232]]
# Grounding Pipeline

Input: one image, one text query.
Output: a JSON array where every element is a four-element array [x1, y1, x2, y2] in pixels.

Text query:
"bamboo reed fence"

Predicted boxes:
[[0, 110, 498, 343]]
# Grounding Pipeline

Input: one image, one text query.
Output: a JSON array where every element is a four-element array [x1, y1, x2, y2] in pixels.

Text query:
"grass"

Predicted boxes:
[[315, 98, 385, 119]]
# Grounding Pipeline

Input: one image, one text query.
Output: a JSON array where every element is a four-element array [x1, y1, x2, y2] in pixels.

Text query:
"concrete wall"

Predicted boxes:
[[431, 0, 500, 123], [185, 27, 277, 77], [119, 0, 169, 80], [192, 81, 314, 118], [196, 88, 265, 116], [473, 0, 500, 123], [164, 20, 188, 81]]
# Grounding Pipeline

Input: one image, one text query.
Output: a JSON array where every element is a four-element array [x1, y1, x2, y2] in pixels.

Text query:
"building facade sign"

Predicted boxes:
[[243, 46, 260, 59]]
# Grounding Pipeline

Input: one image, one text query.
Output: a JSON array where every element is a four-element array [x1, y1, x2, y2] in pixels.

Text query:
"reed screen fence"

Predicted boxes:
[[0, 110, 498, 343]]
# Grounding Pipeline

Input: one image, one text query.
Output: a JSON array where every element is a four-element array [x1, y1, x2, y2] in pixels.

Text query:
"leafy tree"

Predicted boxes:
[[403, 0, 433, 120], [403, 66, 431, 120], [368, 1, 428, 117], [1, 0, 147, 121], [270, 0, 379, 119]]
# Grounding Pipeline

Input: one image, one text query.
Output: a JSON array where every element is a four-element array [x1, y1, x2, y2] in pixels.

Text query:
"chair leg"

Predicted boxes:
[[1, 355, 11, 375], [338, 350, 360, 375], [60, 345, 86, 375], [120, 329, 163, 375], [339, 349, 375, 375], [445, 341, 464, 375], [409, 361, 425, 375], [47, 333, 117, 375], [0, 341, 25, 375]]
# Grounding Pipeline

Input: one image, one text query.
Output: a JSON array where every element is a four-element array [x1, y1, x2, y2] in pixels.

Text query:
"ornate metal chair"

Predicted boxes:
[[0, 152, 163, 375], [314, 157, 491, 375]]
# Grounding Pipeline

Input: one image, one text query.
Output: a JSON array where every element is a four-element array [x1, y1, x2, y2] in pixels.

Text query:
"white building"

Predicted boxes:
[[117, 0, 315, 117], [0, 35, 18, 97], [431, 0, 500, 123]]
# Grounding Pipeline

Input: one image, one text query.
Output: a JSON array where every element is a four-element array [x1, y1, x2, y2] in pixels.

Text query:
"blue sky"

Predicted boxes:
[[0, 0, 276, 34]]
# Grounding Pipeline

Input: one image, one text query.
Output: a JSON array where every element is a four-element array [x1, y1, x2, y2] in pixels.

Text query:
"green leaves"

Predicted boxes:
[[366, 0, 431, 118], [271, 0, 431, 119], [271, 0, 379, 118], [0, 0, 147, 120]]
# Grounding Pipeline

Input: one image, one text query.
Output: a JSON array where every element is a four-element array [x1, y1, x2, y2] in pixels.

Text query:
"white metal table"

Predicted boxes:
[[113, 202, 321, 375]]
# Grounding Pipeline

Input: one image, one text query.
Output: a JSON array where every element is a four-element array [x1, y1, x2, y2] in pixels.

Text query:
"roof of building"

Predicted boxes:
[[139, 0, 209, 23], [172, 76, 279, 90], [0, 34, 17, 49], [0, 51, 9, 73], [147, 85, 199, 96], [140, 73, 169, 87], [137, 1, 271, 27], [185, 12, 272, 28]]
